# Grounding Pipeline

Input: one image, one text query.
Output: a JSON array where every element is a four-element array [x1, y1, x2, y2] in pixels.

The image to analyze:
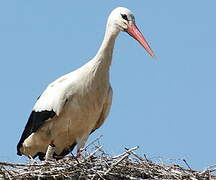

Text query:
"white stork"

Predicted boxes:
[[17, 7, 155, 160]]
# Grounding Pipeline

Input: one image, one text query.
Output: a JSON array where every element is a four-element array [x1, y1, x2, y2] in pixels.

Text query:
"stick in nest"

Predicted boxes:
[[104, 146, 139, 176]]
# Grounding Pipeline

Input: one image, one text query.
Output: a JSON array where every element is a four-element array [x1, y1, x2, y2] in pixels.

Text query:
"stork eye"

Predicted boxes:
[[121, 14, 128, 21]]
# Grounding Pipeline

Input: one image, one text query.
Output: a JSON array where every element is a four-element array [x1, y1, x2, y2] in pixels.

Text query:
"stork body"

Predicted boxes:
[[17, 7, 154, 160]]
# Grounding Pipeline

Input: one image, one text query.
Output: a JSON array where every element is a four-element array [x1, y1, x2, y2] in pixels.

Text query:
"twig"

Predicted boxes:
[[112, 146, 139, 159], [90, 171, 106, 180], [84, 145, 103, 161], [85, 135, 103, 150], [69, 152, 81, 165], [0, 162, 47, 167], [125, 147, 145, 162], [1, 166, 13, 180], [104, 146, 138, 176], [182, 159, 192, 171], [200, 164, 216, 175], [143, 154, 151, 162], [104, 153, 129, 175]]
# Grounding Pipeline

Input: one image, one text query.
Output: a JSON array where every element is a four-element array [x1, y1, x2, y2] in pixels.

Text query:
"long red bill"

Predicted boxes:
[[126, 24, 155, 58]]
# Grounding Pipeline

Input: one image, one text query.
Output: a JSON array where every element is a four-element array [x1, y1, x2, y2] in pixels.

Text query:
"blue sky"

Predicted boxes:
[[0, 1, 215, 170]]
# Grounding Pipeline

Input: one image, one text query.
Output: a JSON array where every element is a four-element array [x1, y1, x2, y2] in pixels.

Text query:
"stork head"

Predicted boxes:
[[107, 7, 155, 58]]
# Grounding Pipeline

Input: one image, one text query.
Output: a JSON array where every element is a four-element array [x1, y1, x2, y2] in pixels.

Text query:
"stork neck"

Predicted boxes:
[[94, 25, 119, 68]]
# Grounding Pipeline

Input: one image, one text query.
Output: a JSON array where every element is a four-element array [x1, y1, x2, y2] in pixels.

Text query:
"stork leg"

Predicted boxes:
[[76, 149, 82, 158], [76, 135, 88, 158], [45, 140, 56, 160]]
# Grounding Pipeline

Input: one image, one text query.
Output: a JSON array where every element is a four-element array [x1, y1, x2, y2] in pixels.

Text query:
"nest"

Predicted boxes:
[[1, 137, 216, 180]]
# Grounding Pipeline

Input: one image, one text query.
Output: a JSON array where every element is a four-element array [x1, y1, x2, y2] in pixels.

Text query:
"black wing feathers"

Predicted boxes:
[[17, 110, 56, 155]]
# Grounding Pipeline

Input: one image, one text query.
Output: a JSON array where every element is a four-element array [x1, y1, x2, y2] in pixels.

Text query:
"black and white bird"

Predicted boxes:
[[17, 7, 155, 160]]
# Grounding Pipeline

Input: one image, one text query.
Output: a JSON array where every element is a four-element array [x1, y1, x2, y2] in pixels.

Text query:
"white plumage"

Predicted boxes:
[[17, 7, 154, 160]]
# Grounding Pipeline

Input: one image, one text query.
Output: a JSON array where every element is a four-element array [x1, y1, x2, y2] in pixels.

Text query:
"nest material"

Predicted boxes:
[[0, 139, 216, 180]]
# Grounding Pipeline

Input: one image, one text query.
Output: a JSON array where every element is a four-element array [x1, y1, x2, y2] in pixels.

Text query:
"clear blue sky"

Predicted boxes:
[[0, 1, 215, 170]]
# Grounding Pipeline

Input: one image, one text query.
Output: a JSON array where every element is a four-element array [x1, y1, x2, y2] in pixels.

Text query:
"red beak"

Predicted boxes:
[[126, 24, 155, 58]]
